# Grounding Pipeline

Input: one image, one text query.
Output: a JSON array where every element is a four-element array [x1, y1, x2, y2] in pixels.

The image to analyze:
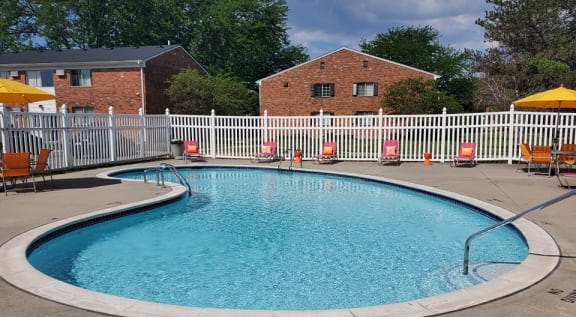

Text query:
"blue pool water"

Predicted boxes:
[[28, 167, 528, 310]]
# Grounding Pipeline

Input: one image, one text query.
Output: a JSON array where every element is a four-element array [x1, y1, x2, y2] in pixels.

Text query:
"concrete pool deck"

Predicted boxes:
[[0, 159, 575, 317]]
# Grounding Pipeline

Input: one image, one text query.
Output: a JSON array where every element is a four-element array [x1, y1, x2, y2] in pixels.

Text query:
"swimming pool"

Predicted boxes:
[[0, 165, 560, 317]]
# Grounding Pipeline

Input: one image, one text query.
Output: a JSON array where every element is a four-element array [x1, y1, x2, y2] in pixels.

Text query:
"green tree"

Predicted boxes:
[[184, 0, 307, 89], [383, 78, 463, 115], [473, 0, 576, 108], [0, 0, 308, 88], [360, 26, 474, 112], [167, 69, 257, 115]]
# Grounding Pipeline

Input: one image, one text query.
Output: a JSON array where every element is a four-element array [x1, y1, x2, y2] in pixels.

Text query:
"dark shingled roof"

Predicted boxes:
[[0, 45, 183, 69]]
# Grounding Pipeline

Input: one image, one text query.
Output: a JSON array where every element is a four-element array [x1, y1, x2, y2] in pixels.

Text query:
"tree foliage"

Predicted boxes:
[[383, 78, 463, 115], [360, 26, 474, 113], [0, 0, 308, 114], [473, 0, 576, 110], [167, 69, 257, 115]]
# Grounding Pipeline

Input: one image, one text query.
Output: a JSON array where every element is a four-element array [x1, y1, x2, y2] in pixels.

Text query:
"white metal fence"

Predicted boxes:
[[2, 105, 575, 171]]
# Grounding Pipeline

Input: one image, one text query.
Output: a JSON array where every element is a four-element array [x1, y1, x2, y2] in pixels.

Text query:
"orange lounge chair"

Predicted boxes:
[[0, 152, 36, 195], [252, 141, 277, 162], [183, 140, 205, 163], [313, 142, 337, 164], [450, 142, 477, 167], [378, 139, 400, 166]]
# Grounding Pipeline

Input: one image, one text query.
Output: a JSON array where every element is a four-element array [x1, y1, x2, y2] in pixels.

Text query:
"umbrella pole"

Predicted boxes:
[[553, 103, 561, 151]]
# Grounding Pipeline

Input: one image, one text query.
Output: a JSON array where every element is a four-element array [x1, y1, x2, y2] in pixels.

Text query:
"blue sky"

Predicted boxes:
[[284, 0, 494, 58]]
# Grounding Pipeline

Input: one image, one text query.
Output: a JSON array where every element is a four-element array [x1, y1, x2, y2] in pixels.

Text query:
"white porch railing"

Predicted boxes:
[[2, 105, 575, 171]]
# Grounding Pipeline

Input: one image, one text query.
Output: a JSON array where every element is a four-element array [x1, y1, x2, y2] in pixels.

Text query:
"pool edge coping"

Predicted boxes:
[[0, 163, 560, 317]]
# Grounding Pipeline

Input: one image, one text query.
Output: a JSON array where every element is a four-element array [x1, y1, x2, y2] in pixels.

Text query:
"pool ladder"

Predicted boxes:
[[277, 148, 296, 172], [143, 163, 192, 194], [463, 189, 576, 274]]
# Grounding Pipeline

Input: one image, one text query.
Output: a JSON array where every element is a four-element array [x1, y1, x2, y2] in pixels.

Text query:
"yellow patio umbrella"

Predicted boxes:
[[513, 86, 576, 139], [0, 78, 56, 104]]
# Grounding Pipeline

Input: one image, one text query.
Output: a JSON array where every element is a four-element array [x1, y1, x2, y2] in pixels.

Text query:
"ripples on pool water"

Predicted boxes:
[[28, 167, 528, 310]]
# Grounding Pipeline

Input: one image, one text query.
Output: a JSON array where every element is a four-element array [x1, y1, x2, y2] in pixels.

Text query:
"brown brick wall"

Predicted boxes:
[[144, 47, 208, 114], [258, 49, 435, 116], [55, 68, 142, 114], [10, 47, 207, 114]]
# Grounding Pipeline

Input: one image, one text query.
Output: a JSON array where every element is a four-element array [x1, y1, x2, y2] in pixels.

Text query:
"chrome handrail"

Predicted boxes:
[[144, 163, 191, 194], [463, 189, 576, 274]]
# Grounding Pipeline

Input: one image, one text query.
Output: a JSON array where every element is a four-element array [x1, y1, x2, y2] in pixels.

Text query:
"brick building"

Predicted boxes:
[[0, 45, 207, 114], [256, 47, 438, 117]]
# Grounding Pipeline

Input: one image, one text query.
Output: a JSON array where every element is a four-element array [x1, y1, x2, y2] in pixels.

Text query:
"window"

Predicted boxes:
[[353, 111, 377, 126], [0, 71, 8, 79], [70, 69, 92, 87], [26, 70, 54, 87], [72, 106, 94, 113], [311, 111, 333, 127], [353, 82, 378, 96], [310, 83, 335, 97]]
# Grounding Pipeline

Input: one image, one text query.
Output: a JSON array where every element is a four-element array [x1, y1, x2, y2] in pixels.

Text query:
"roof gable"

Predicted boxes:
[[0, 45, 189, 70], [256, 47, 439, 84]]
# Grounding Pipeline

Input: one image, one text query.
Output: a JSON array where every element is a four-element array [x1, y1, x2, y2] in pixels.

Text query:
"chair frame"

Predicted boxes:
[[378, 139, 400, 166], [0, 152, 36, 195], [313, 142, 337, 164], [183, 140, 205, 163], [450, 142, 477, 167]]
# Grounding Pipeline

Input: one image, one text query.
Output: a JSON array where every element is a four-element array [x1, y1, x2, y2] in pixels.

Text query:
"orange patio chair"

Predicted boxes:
[[0, 152, 36, 195], [313, 141, 337, 164], [251, 141, 277, 162], [33, 148, 54, 186], [450, 142, 477, 167], [516, 143, 532, 173], [378, 139, 400, 166], [183, 140, 205, 163], [556, 143, 576, 170], [529, 145, 553, 176]]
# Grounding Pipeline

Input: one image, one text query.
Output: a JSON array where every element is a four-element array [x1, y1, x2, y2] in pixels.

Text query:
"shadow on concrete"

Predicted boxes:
[[42, 177, 122, 190]]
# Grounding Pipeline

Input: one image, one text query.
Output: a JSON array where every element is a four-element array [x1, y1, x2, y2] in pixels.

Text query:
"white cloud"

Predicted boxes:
[[285, 0, 493, 57]]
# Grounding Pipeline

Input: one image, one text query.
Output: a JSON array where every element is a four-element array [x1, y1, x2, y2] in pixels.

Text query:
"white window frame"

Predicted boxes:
[[70, 69, 92, 87], [353, 82, 378, 96], [311, 83, 335, 98], [26, 70, 54, 87]]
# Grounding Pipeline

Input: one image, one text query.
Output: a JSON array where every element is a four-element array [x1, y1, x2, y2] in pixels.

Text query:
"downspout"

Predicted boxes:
[[139, 60, 146, 114]]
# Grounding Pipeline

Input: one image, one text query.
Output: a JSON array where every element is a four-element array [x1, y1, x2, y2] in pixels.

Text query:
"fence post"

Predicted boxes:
[[60, 105, 72, 168], [108, 106, 117, 161], [210, 109, 216, 158], [138, 107, 147, 158], [263, 109, 269, 142], [319, 109, 325, 151], [441, 107, 447, 163], [0, 106, 9, 153], [165, 108, 172, 156], [377, 108, 383, 159], [508, 104, 516, 164]]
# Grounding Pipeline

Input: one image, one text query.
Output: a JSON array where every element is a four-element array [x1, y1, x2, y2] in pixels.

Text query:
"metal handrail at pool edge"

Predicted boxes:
[[463, 189, 576, 275]]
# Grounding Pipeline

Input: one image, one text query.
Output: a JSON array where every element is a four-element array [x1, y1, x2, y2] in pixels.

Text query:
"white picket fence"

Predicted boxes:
[[1, 105, 574, 171]]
